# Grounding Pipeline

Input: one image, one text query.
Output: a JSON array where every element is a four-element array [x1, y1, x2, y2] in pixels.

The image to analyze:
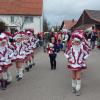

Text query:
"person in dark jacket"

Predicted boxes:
[[90, 31, 97, 49], [47, 36, 60, 70]]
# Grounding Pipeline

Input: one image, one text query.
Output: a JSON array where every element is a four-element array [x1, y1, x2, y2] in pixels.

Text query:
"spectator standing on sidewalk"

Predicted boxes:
[[90, 30, 97, 49]]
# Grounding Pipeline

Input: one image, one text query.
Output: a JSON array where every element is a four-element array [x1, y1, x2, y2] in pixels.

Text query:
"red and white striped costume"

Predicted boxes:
[[13, 32, 26, 62], [0, 33, 13, 73], [25, 31, 39, 54], [65, 44, 89, 71], [47, 43, 55, 54], [25, 31, 35, 56], [65, 32, 89, 71]]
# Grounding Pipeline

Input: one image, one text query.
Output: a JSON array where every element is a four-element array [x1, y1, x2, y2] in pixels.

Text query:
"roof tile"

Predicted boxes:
[[0, 0, 43, 16], [63, 20, 77, 29]]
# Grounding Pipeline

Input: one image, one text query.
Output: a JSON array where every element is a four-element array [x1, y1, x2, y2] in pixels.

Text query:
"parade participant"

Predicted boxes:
[[13, 32, 26, 81], [47, 36, 60, 70], [24, 30, 35, 72], [65, 33, 89, 96], [54, 32, 58, 40], [82, 36, 91, 54], [30, 32, 39, 66], [0, 33, 13, 90], [57, 33, 63, 50], [71, 30, 91, 53], [3, 32, 15, 85], [62, 29, 70, 52], [24, 29, 39, 72]]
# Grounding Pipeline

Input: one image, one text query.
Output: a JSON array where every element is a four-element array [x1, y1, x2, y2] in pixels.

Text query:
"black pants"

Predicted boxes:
[[49, 54, 57, 70], [90, 41, 95, 49]]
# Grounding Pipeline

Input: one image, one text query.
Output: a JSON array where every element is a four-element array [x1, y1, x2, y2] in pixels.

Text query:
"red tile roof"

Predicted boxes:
[[63, 20, 77, 29], [0, 0, 43, 16]]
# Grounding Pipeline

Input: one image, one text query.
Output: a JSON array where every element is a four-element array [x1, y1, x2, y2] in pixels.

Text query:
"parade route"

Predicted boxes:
[[0, 48, 100, 100]]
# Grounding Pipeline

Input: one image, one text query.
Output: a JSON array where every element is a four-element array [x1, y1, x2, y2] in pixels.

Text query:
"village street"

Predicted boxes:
[[0, 48, 100, 100]]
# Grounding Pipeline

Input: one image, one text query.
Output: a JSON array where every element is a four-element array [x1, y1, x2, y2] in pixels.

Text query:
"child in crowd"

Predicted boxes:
[[47, 36, 60, 70], [0, 33, 13, 90]]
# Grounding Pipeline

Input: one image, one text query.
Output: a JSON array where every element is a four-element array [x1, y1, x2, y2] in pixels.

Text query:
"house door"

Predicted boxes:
[[10, 28, 16, 34]]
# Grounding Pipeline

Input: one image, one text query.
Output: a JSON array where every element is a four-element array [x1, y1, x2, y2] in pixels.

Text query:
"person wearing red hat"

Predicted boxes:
[[24, 30, 38, 72], [29, 32, 39, 67], [0, 33, 14, 90], [24, 31, 33, 72], [13, 32, 27, 81], [3, 32, 15, 85], [65, 33, 89, 96]]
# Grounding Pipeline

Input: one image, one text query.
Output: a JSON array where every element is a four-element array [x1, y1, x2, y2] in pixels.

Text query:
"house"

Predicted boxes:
[[72, 9, 100, 31], [60, 19, 77, 31], [0, 0, 43, 34]]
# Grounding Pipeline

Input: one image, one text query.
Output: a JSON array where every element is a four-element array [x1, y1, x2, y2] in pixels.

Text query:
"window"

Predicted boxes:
[[11, 16, 14, 23], [24, 16, 33, 23]]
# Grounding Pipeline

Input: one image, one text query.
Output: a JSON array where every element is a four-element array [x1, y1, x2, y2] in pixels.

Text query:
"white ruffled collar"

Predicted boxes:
[[72, 44, 82, 51]]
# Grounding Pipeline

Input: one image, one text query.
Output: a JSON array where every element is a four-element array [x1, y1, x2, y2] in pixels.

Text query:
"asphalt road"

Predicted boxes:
[[0, 48, 100, 100]]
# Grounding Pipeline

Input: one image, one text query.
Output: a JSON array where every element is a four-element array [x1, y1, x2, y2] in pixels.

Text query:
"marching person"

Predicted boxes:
[[65, 33, 89, 96], [4, 31, 17, 84], [22, 31, 33, 72], [13, 32, 26, 81], [47, 36, 60, 70], [0, 33, 13, 90], [24, 30, 36, 72]]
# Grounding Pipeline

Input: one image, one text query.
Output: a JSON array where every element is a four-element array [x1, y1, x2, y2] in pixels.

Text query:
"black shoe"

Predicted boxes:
[[44, 50, 46, 52], [6, 81, 11, 86], [1, 80, 7, 90], [33, 63, 36, 66], [23, 70, 25, 73], [25, 67, 30, 72], [51, 67, 53, 70], [53, 67, 56, 70], [29, 65, 33, 69], [51, 68, 53, 70], [17, 77, 22, 81], [16, 75, 19, 79]]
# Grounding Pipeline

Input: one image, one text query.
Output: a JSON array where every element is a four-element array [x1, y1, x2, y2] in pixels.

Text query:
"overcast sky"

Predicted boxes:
[[43, 0, 100, 26]]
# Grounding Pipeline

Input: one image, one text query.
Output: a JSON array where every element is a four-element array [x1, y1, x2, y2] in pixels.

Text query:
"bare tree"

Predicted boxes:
[[43, 17, 49, 32]]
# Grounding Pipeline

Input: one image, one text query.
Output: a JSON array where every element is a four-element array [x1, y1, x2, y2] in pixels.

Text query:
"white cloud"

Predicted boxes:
[[43, 0, 100, 26]]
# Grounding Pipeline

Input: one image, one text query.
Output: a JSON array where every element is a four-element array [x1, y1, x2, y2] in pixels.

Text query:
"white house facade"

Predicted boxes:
[[0, 0, 43, 34], [0, 15, 43, 34]]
